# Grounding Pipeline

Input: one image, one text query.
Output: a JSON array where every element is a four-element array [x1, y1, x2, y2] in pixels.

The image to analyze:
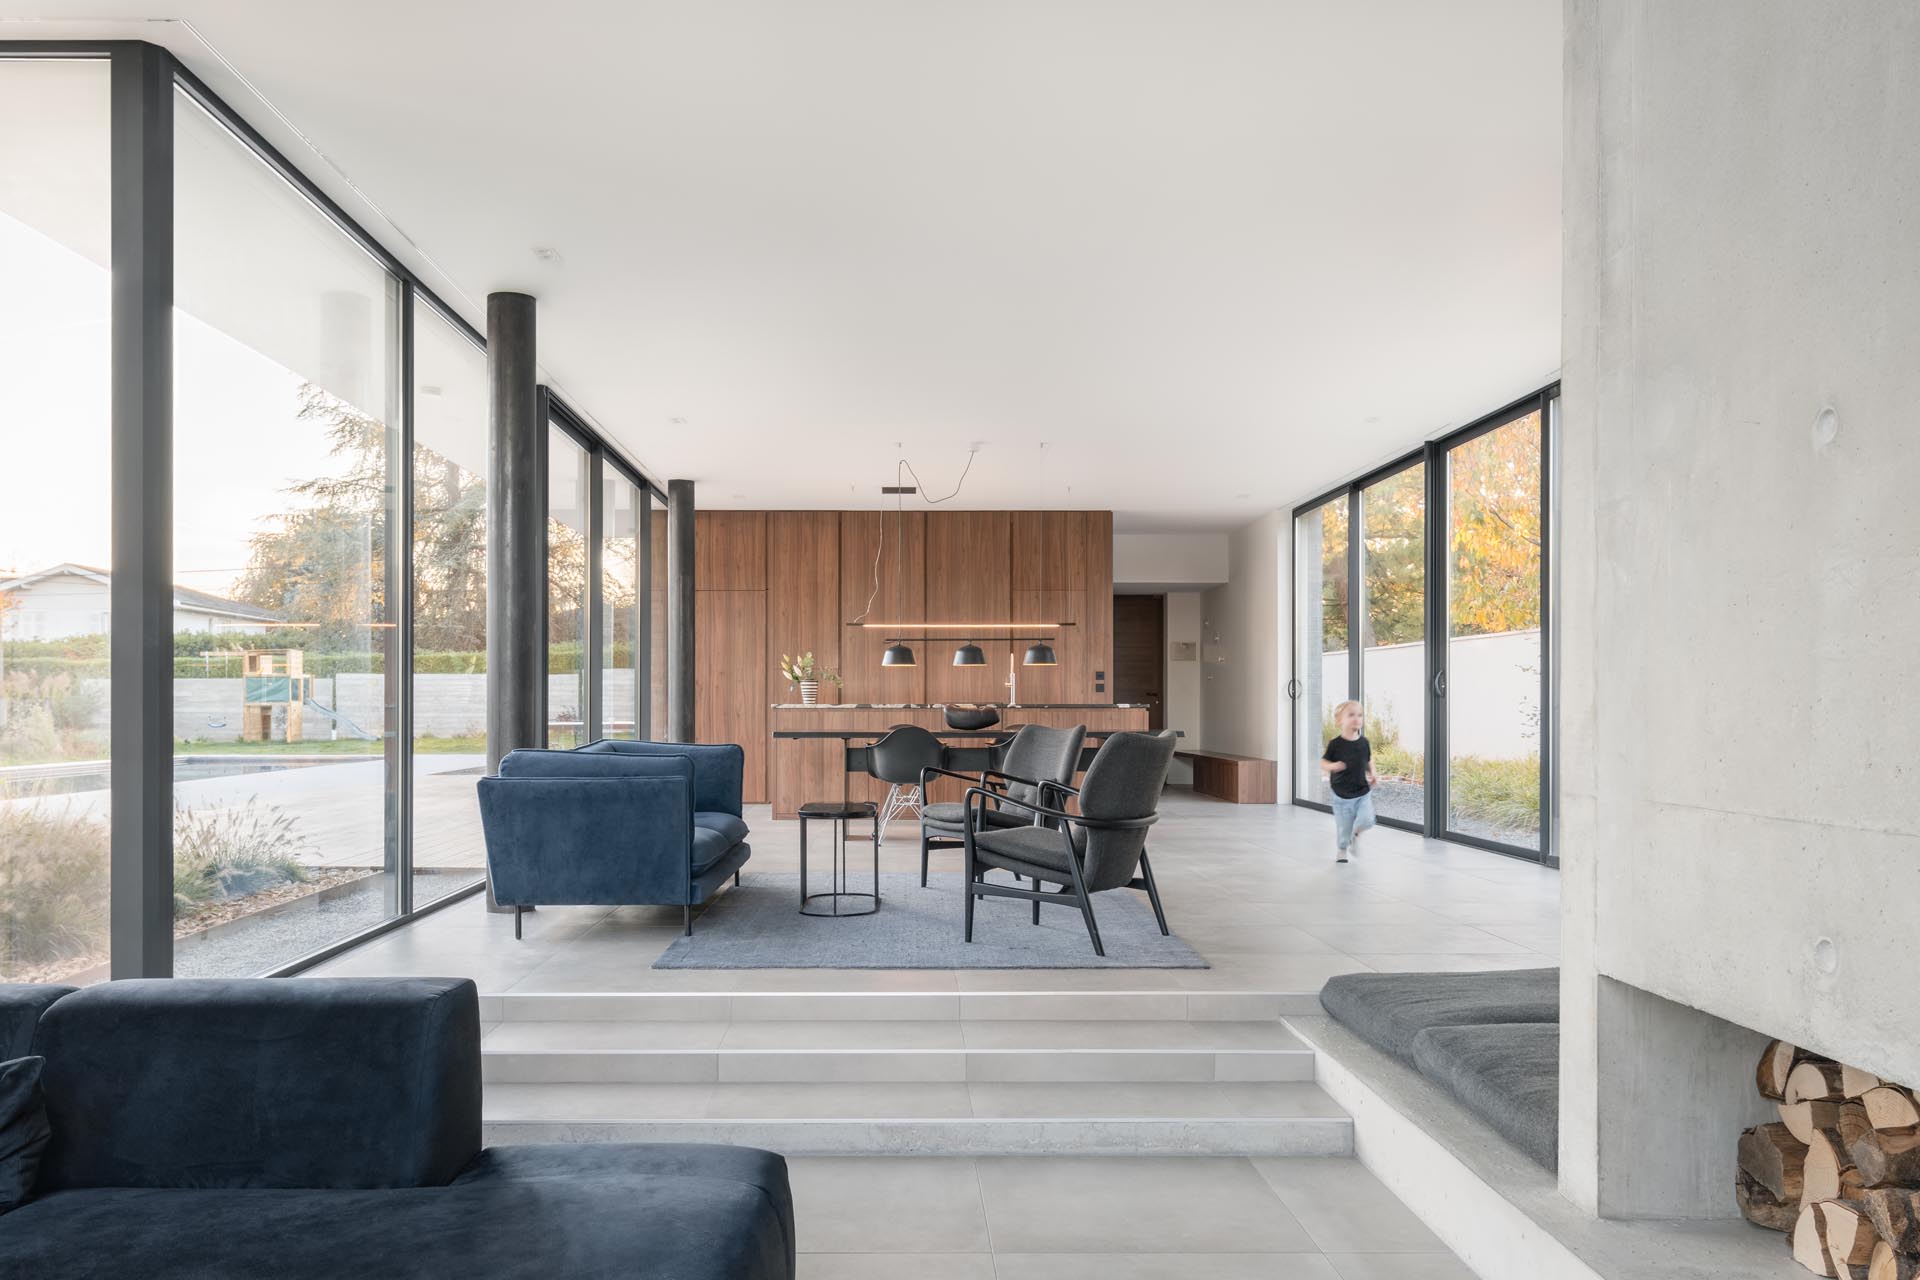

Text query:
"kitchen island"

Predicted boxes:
[[767, 703, 1150, 819]]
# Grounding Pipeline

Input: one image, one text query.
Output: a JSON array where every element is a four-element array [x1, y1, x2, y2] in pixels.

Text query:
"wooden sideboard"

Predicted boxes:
[[767, 703, 1149, 819]]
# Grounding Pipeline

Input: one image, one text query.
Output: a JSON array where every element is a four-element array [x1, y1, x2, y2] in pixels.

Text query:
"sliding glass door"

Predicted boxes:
[[1292, 498, 1349, 806], [1358, 462, 1426, 825], [1291, 387, 1554, 861], [1442, 406, 1545, 852]]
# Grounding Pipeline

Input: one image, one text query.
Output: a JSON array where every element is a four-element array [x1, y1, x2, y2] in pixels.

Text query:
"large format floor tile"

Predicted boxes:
[[307, 789, 1559, 995], [975, 1156, 1318, 1254], [789, 1157, 991, 1254]]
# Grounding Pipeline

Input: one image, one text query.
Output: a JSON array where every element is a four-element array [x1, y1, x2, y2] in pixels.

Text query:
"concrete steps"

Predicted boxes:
[[478, 988, 1350, 1155]]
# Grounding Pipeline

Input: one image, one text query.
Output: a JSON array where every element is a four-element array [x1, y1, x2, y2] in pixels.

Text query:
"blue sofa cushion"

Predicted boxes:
[[0, 1056, 49, 1214], [1412, 1023, 1560, 1171], [0, 986, 71, 1061], [500, 747, 693, 793], [32, 978, 480, 1192], [480, 775, 699, 906], [579, 739, 744, 816], [691, 826, 738, 876], [0, 1142, 795, 1279], [1318, 967, 1559, 1066], [696, 810, 751, 845]]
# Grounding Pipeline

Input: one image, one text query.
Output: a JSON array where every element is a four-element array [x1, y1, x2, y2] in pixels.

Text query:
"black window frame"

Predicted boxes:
[[1289, 383, 1559, 865], [0, 38, 663, 978]]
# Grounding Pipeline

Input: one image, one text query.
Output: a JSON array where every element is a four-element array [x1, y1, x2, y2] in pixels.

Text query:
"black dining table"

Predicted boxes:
[[769, 728, 1174, 811]]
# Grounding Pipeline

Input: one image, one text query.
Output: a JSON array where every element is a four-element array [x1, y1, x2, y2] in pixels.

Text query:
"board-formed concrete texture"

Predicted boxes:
[[1560, 0, 1920, 1218]]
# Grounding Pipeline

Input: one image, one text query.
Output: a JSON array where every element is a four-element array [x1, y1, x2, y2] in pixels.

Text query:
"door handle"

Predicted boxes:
[[1286, 678, 1302, 699], [1432, 670, 1446, 697]]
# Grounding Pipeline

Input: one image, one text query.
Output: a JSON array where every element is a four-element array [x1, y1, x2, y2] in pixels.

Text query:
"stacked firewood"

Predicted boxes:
[[1740, 1040, 1920, 1280]]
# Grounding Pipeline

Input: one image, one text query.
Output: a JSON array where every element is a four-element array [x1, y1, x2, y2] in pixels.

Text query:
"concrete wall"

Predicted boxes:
[[1200, 512, 1287, 774], [1560, 0, 1920, 1217], [1113, 532, 1229, 589]]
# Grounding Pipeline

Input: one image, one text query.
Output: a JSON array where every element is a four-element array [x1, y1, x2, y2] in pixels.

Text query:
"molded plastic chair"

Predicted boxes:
[[865, 724, 945, 845]]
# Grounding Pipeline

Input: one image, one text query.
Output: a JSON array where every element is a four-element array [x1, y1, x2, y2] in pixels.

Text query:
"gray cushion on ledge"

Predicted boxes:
[[1318, 967, 1559, 1066], [1412, 1022, 1559, 1171]]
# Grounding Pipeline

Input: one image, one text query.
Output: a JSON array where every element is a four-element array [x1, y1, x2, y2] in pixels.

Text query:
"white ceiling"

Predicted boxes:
[[3, 2, 1562, 529]]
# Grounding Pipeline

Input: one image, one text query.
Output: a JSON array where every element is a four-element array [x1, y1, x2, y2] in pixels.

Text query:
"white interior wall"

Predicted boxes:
[[1561, 0, 1920, 1217], [1199, 512, 1287, 779], [1113, 533, 1229, 590], [1164, 591, 1202, 785]]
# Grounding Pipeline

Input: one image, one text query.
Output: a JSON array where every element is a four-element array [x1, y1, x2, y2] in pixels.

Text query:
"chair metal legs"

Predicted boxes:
[[1031, 877, 1041, 925], [876, 783, 924, 846], [683, 904, 692, 936], [513, 905, 524, 940], [962, 829, 977, 943]]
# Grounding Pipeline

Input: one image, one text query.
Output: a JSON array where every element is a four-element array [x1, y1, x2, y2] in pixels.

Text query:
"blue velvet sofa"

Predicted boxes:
[[479, 739, 750, 935], [0, 977, 795, 1279]]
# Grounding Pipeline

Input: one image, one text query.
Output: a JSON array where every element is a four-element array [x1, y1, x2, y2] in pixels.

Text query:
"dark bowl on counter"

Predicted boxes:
[[943, 705, 1002, 731]]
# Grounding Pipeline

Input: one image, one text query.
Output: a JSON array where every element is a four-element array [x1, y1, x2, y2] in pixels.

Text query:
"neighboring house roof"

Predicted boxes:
[[0, 563, 282, 623]]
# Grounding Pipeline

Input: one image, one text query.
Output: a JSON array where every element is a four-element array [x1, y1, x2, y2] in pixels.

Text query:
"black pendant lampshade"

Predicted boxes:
[[1022, 640, 1057, 667], [882, 641, 916, 667], [952, 641, 986, 667]]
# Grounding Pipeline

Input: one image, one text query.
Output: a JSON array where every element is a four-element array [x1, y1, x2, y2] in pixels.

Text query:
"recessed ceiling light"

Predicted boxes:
[[1364, 415, 1381, 424], [1234, 492, 1250, 500], [532, 246, 563, 264], [420, 385, 443, 397], [669, 417, 687, 425]]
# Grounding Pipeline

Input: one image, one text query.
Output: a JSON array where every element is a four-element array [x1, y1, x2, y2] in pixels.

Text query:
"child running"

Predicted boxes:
[[1320, 700, 1378, 862]]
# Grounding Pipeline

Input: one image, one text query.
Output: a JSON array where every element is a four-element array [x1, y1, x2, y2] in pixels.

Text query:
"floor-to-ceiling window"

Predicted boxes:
[[0, 39, 663, 975], [171, 85, 405, 974], [1359, 461, 1426, 824], [0, 56, 113, 984], [1443, 405, 1545, 852], [1291, 387, 1554, 861], [411, 302, 490, 905], [601, 471, 644, 739], [1292, 498, 1348, 805], [546, 424, 591, 748]]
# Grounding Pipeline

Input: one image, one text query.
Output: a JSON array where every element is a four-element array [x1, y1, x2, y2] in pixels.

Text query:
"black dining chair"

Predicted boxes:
[[865, 724, 945, 845]]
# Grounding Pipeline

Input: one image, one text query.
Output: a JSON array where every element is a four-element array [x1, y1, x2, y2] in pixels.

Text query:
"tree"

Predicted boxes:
[[236, 384, 488, 652], [1447, 414, 1542, 636]]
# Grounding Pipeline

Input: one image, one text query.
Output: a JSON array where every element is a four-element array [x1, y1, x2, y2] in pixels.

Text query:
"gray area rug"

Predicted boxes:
[[654, 872, 1208, 970]]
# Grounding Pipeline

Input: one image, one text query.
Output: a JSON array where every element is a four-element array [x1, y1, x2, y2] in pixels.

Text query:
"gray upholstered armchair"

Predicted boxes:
[[961, 729, 1177, 956], [918, 723, 1086, 886]]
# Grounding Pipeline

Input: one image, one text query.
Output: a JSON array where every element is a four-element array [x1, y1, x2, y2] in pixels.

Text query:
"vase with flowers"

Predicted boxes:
[[779, 652, 842, 706]]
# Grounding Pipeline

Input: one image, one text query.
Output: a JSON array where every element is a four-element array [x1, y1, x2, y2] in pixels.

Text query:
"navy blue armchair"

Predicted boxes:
[[478, 739, 751, 935]]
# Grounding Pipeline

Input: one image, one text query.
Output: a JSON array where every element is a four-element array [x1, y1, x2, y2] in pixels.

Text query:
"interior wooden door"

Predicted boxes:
[[1111, 594, 1166, 730]]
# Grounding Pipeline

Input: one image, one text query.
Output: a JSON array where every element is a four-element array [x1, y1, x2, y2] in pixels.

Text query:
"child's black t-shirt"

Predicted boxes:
[[1322, 735, 1372, 798]]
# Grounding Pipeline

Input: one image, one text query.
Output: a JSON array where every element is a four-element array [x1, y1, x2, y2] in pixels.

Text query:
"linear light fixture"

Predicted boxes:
[[847, 621, 1078, 629]]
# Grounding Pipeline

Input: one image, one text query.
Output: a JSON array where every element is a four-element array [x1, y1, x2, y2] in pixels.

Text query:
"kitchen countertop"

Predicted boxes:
[[769, 702, 1147, 710]]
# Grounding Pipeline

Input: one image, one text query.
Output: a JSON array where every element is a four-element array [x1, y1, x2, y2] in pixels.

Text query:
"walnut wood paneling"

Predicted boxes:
[[696, 590, 767, 802], [766, 511, 842, 704], [1082, 510, 1114, 701], [696, 511, 766, 590], [839, 510, 927, 706], [924, 511, 1011, 704], [1011, 511, 1088, 591], [1010, 587, 1085, 706]]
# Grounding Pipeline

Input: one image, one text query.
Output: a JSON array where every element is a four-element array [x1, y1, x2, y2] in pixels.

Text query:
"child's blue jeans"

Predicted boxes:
[[1331, 793, 1377, 849]]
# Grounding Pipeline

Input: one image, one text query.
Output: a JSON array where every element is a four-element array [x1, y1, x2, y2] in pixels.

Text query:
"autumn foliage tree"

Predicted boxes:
[[1311, 412, 1542, 652]]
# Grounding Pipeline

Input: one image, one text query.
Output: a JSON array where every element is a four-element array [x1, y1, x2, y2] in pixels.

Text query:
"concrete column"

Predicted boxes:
[[665, 479, 695, 743], [486, 292, 543, 769]]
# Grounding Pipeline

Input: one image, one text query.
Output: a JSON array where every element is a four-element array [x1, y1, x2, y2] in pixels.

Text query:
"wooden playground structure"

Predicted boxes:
[[240, 649, 313, 743]]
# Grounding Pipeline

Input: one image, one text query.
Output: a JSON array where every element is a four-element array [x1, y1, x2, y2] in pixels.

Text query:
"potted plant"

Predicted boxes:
[[779, 652, 842, 705]]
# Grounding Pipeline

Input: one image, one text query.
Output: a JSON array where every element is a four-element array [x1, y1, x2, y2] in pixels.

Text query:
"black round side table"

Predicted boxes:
[[797, 800, 880, 917]]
